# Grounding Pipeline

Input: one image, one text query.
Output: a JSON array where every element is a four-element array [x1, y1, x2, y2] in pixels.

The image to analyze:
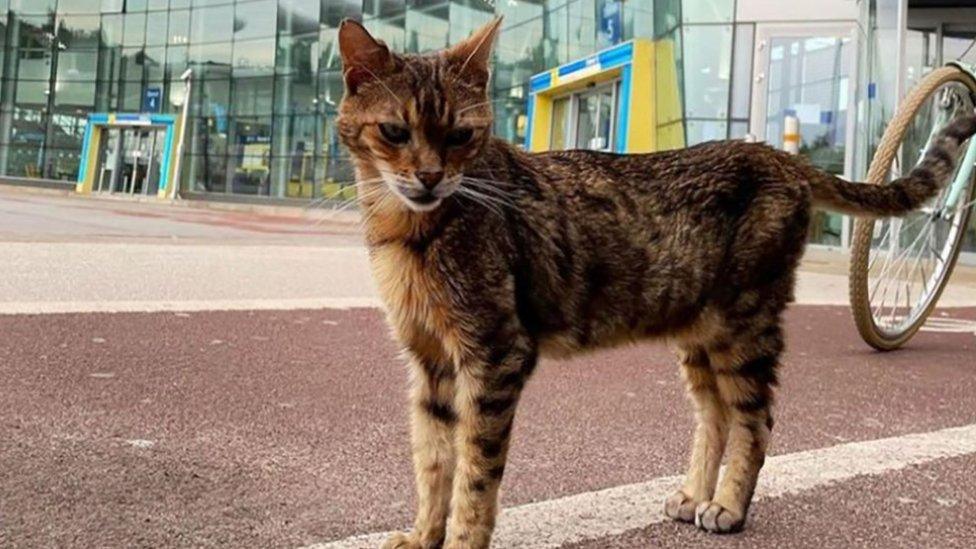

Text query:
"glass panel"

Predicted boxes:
[[120, 47, 144, 81], [11, 0, 56, 13], [57, 50, 98, 81], [622, 0, 654, 41], [574, 87, 614, 152], [321, 0, 362, 28], [57, 14, 100, 50], [682, 25, 732, 119], [277, 32, 318, 76], [59, 0, 102, 13], [228, 115, 272, 194], [278, 0, 319, 36], [192, 78, 231, 117], [575, 93, 596, 149], [550, 96, 570, 150], [566, 0, 597, 62], [731, 23, 754, 120], [597, 87, 614, 150], [6, 143, 46, 178], [653, 0, 680, 36], [123, 12, 146, 46], [764, 36, 851, 175], [189, 41, 232, 66], [190, 4, 234, 44], [763, 35, 852, 247], [686, 119, 728, 145], [233, 37, 275, 77], [168, 10, 190, 46], [682, 0, 734, 24], [145, 10, 168, 46], [232, 76, 274, 115], [143, 47, 166, 81], [235, 0, 277, 41], [729, 120, 750, 140], [121, 81, 143, 111], [101, 14, 123, 48], [274, 75, 317, 114], [15, 81, 50, 104]]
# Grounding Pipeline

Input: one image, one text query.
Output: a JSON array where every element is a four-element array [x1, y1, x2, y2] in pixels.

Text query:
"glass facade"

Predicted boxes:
[[0, 0, 658, 199], [0, 1, 756, 200]]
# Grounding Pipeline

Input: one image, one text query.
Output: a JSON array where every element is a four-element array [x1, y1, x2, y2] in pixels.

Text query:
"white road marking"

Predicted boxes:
[[920, 317, 976, 334], [0, 297, 383, 315], [308, 422, 976, 549]]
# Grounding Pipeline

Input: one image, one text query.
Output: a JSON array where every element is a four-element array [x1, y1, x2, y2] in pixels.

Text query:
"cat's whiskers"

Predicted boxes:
[[306, 176, 385, 210], [455, 187, 505, 217], [459, 178, 517, 203]]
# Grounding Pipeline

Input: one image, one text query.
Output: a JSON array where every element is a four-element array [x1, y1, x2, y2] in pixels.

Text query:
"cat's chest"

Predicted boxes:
[[369, 243, 461, 349]]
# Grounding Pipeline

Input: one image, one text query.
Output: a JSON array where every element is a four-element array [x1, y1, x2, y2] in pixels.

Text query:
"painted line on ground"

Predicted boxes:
[[0, 297, 384, 315], [307, 422, 976, 549]]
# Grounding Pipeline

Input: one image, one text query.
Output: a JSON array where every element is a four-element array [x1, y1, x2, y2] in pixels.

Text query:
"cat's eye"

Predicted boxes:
[[378, 123, 410, 145], [445, 127, 475, 147]]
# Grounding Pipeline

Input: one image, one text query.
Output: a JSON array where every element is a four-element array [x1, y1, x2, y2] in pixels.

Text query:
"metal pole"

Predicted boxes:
[[145, 130, 157, 196], [169, 69, 193, 199]]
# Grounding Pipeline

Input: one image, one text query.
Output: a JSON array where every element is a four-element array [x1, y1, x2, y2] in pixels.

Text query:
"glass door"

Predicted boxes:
[[548, 81, 619, 152], [575, 85, 617, 151], [751, 24, 858, 247]]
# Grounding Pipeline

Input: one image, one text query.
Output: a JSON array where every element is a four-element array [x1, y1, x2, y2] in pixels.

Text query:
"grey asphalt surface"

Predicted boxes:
[[1, 186, 976, 548]]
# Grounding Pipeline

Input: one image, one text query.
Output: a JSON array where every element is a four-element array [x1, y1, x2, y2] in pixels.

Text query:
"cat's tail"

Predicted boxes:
[[808, 114, 976, 217]]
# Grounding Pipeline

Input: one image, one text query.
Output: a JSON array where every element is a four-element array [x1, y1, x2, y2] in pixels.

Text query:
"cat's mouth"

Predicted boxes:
[[392, 185, 443, 212]]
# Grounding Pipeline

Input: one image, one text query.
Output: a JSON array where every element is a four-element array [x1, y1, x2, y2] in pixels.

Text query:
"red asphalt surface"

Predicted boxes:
[[1, 305, 975, 548]]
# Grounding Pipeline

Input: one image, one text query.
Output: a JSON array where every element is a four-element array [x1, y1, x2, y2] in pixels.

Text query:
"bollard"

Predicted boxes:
[[783, 114, 800, 154]]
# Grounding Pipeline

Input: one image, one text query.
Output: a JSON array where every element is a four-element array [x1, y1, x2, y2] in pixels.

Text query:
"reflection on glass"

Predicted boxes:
[[575, 93, 596, 149], [764, 35, 852, 246], [682, 25, 732, 119], [550, 96, 570, 150], [765, 36, 851, 175]]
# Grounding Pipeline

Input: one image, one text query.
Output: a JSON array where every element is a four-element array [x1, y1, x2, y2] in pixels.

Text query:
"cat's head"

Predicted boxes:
[[337, 18, 501, 213]]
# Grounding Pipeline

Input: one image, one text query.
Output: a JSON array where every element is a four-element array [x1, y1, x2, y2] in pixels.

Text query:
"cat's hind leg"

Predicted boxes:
[[664, 345, 730, 523], [694, 306, 783, 534], [383, 357, 457, 549]]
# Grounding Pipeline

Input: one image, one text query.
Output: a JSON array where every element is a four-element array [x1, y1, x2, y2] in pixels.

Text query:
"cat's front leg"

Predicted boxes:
[[443, 321, 537, 549], [383, 356, 457, 549]]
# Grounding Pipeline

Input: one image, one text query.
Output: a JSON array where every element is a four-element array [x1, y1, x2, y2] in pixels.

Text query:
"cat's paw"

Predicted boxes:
[[694, 501, 745, 534], [380, 531, 429, 549], [663, 490, 699, 523]]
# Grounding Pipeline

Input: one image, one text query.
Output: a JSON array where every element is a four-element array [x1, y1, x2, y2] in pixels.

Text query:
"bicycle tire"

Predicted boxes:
[[849, 65, 976, 351]]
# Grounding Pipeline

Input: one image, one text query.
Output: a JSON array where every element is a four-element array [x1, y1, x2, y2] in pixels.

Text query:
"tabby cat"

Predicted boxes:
[[336, 17, 976, 548]]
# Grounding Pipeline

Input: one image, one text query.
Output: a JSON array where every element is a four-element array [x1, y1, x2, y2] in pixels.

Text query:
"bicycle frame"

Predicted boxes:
[[941, 62, 976, 211]]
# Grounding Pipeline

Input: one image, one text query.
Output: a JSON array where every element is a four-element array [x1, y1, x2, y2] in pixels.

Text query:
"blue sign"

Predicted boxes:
[[601, 1, 622, 45], [142, 87, 162, 113]]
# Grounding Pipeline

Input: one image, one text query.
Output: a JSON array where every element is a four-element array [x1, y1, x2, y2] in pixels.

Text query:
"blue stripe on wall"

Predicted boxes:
[[599, 42, 634, 70], [530, 73, 552, 92], [615, 65, 632, 153]]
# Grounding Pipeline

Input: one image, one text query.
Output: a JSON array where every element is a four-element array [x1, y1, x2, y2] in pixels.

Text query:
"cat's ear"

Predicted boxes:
[[338, 19, 394, 95], [446, 16, 503, 87]]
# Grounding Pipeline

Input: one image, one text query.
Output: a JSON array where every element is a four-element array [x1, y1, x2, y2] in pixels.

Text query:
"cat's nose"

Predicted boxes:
[[416, 170, 445, 190]]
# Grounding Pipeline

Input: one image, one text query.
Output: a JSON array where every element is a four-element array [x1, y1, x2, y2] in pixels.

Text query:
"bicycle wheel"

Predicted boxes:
[[850, 65, 976, 351]]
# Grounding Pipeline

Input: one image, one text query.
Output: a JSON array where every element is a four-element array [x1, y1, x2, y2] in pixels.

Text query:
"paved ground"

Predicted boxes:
[[1, 186, 975, 548]]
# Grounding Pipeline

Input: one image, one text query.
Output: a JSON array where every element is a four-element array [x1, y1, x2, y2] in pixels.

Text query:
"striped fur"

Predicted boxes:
[[808, 115, 976, 216], [336, 18, 976, 548]]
